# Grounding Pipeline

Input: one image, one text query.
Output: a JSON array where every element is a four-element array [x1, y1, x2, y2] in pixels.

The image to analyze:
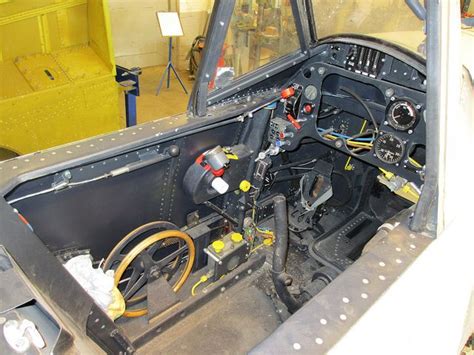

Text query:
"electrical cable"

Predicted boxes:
[[7, 96, 281, 205], [318, 108, 342, 119], [339, 86, 379, 133], [6, 187, 57, 205], [322, 133, 373, 149], [250, 242, 268, 253], [7, 173, 112, 205], [191, 275, 209, 296], [269, 158, 318, 173], [250, 244, 264, 253], [408, 156, 423, 168], [255, 226, 273, 236], [344, 120, 368, 170], [316, 128, 374, 142]]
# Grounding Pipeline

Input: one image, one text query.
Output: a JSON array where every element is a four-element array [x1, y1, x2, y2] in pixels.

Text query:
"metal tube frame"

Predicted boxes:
[[156, 37, 188, 95], [188, 0, 314, 116]]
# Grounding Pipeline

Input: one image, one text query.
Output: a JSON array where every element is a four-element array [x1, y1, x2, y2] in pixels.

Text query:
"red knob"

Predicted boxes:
[[211, 168, 225, 177], [303, 104, 313, 114], [281, 87, 295, 99]]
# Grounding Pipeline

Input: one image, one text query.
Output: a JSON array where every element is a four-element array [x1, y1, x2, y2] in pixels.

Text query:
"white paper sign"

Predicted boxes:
[[157, 12, 184, 37]]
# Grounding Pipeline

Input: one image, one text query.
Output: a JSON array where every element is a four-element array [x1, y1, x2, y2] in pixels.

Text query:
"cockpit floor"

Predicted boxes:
[[138, 281, 281, 354]]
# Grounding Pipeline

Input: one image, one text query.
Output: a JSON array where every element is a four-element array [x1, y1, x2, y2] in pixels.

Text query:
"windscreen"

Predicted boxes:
[[311, 0, 426, 56], [210, 0, 300, 90]]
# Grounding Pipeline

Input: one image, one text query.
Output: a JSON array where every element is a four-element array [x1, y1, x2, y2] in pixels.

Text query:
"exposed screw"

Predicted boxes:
[[385, 88, 394, 97]]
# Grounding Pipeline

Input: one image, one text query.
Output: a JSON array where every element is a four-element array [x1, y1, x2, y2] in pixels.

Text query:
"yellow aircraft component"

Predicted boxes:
[[378, 169, 420, 204], [239, 179, 251, 192], [211, 240, 225, 253], [396, 183, 420, 204], [225, 152, 239, 160], [231, 232, 243, 243], [0, 0, 123, 158]]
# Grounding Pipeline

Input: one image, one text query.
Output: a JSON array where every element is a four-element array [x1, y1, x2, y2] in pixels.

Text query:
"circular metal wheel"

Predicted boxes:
[[103, 222, 186, 308], [112, 230, 195, 318]]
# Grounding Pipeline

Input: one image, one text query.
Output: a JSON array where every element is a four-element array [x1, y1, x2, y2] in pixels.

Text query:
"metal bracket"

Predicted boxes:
[[147, 277, 180, 322], [86, 304, 135, 354]]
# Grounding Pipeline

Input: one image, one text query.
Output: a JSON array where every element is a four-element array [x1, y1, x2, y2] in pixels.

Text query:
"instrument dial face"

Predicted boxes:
[[304, 85, 318, 101], [386, 100, 418, 131], [374, 133, 405, 164]]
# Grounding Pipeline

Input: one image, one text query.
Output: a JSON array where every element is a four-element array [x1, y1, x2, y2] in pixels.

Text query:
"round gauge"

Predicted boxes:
[[374, 133, 405, 164], [304, 85, 318, 100], [386, 100, 418, 131]]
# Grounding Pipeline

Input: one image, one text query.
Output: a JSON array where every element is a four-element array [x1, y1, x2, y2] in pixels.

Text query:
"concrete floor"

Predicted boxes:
[[120, 65, 194, 125]]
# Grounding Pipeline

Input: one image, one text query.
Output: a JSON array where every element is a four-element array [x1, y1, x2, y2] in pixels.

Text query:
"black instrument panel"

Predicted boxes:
[[276, 41, 426, 184]]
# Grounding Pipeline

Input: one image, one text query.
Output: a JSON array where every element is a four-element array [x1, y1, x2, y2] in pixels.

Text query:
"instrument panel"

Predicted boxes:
[[271, 40, 426, 184]]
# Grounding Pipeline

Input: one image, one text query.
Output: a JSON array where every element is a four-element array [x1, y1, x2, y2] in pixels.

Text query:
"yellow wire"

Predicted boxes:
[[345, 120, 368, 170], [255, 226, 273, 237], [348, 142, 372, 148], [408, 156, 422, 168], [191, 275, 209, 296], [250, 243, 265, 253], [344, 156, 354, 171], [323, 134, 372, 148], [202, 275, 225, 293]]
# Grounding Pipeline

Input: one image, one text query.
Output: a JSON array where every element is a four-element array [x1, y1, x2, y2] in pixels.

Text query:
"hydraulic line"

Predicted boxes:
[[272, 195, 302, 313]]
